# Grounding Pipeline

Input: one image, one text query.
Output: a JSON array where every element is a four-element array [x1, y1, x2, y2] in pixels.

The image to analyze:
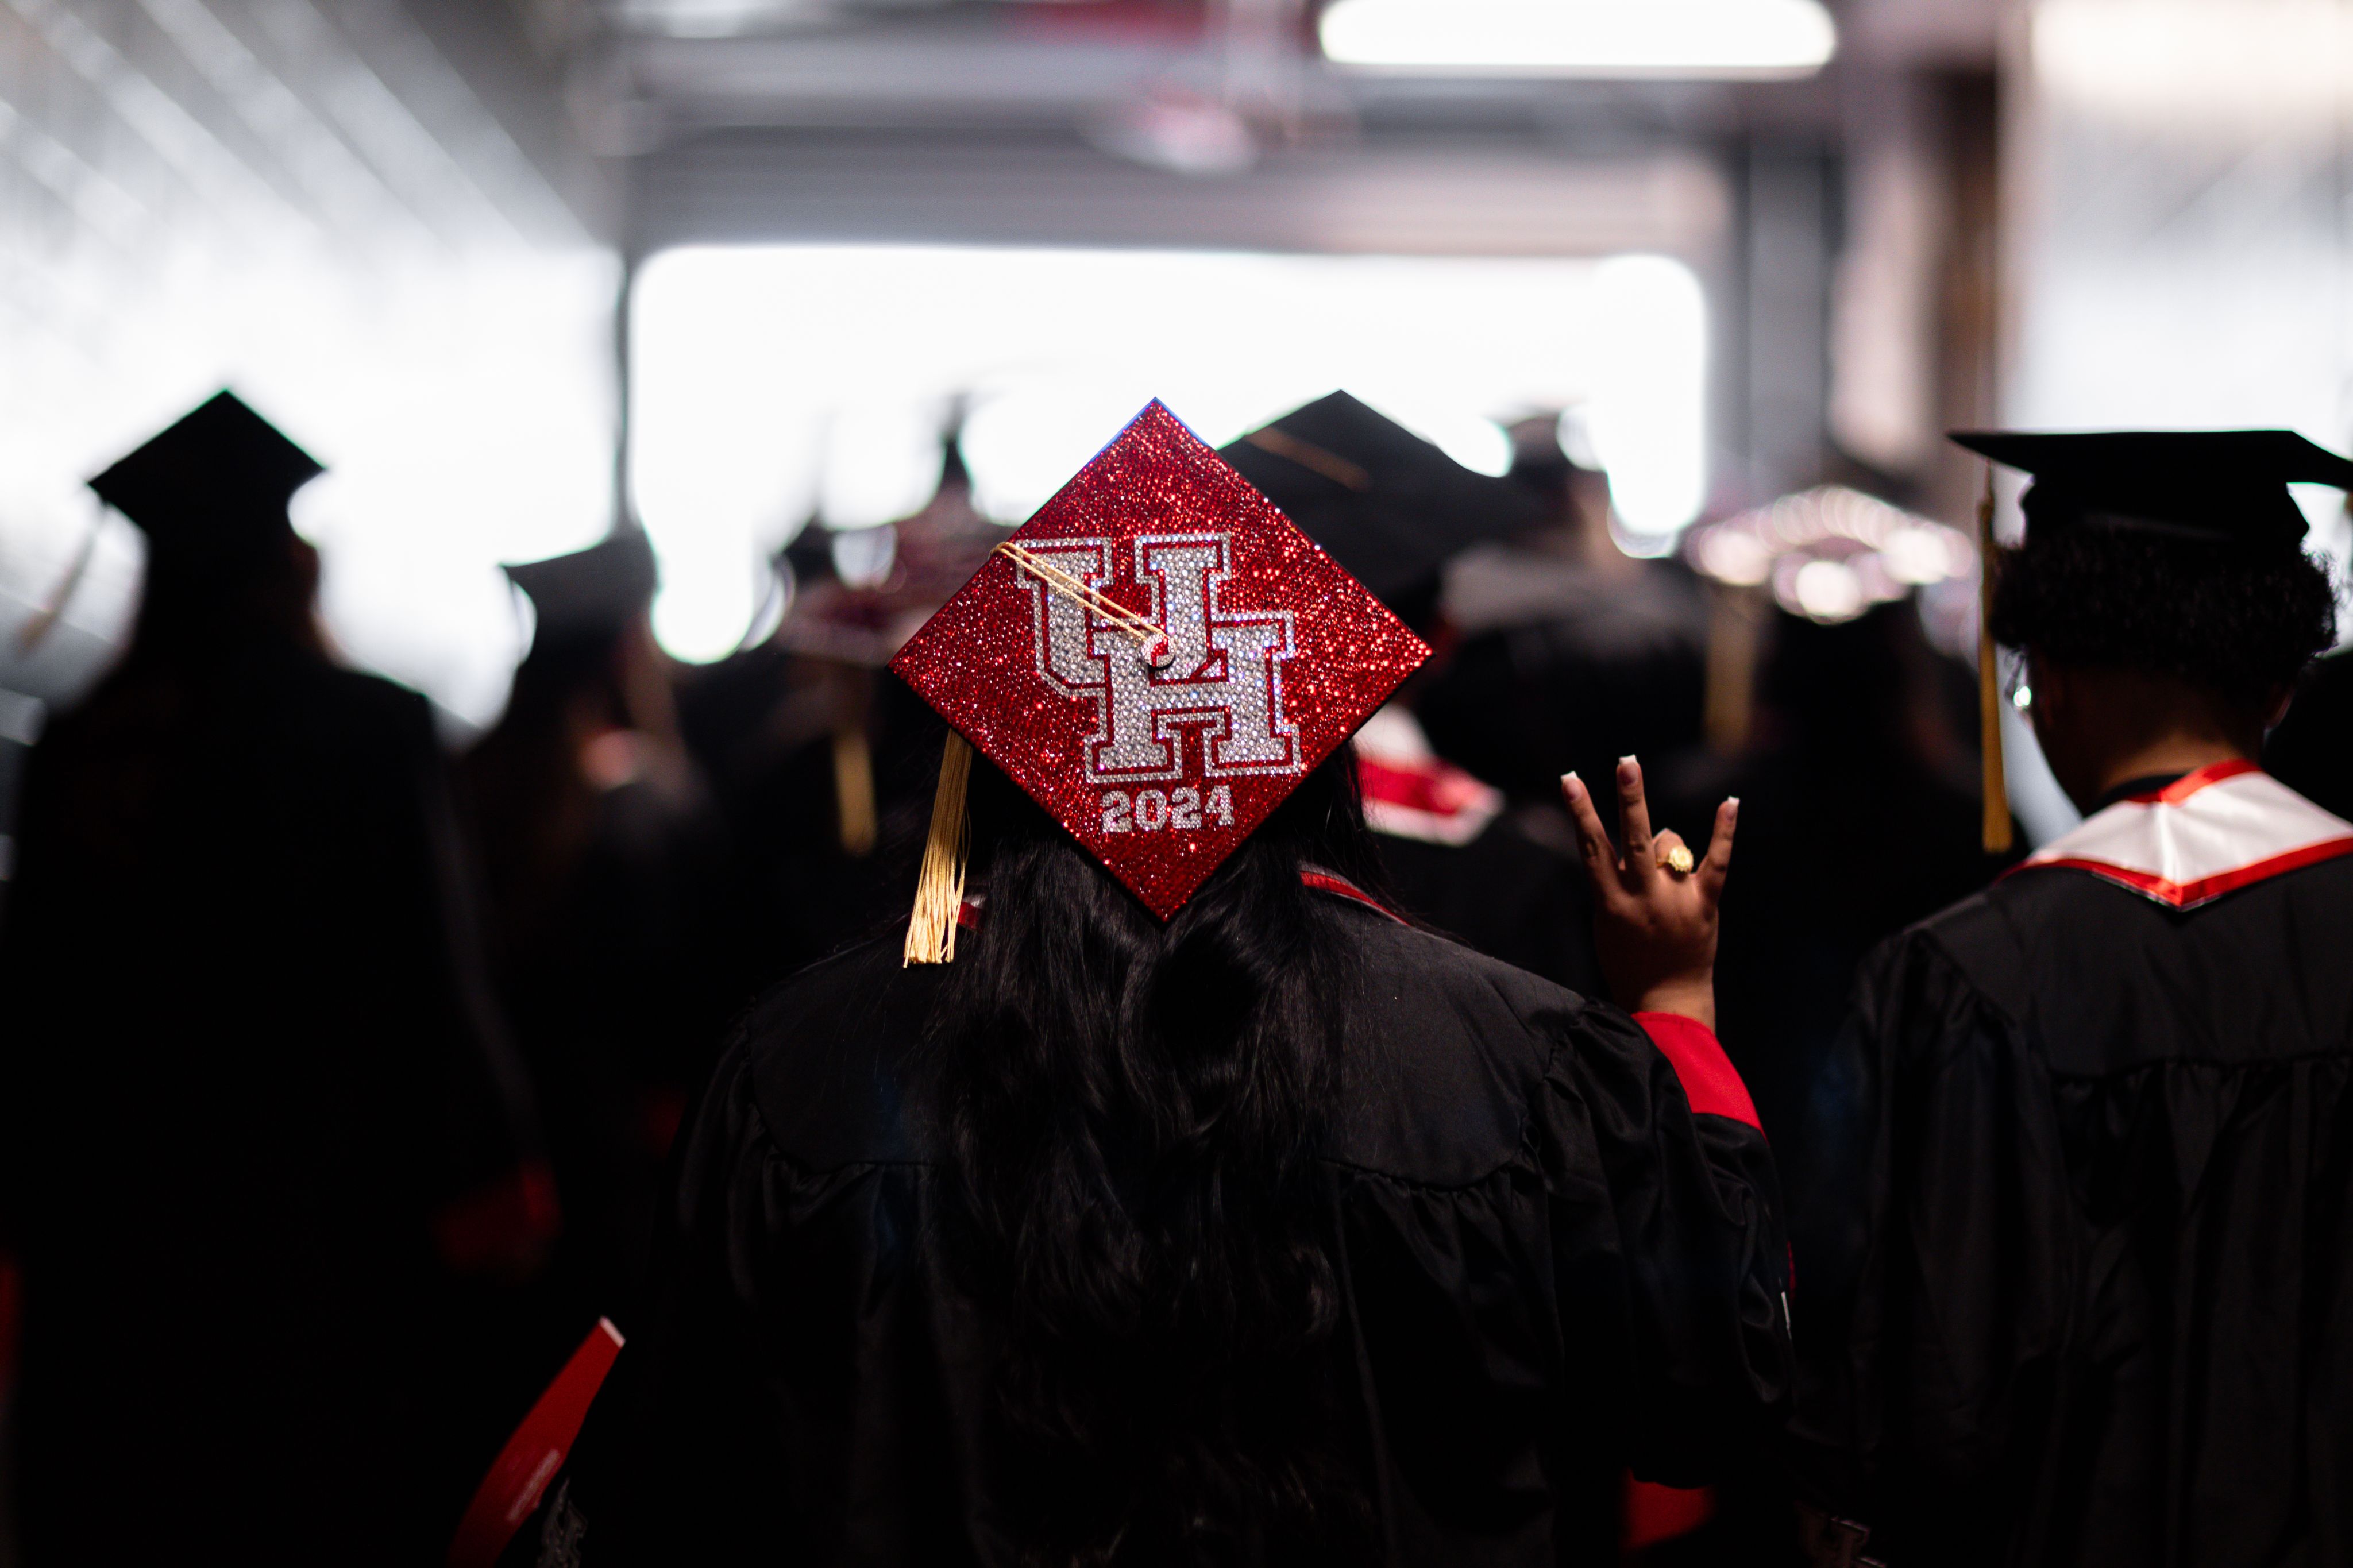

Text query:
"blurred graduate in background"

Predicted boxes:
[[2263, 637, 2353, 818], [1221, 392, 1599, 993], [1414, 412, 1710, 837], [1672, 487, 2004, 1187], [1791, 431, 2353, 1568], [1629, 486, 2006, 1564], [676, 415, 987, 1007], [0, 392, 553, 1565], [462, 530, 730, 1359]]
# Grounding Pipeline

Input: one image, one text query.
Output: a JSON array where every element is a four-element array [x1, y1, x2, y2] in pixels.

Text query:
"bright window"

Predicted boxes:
[[630, 244, 1709, 662]]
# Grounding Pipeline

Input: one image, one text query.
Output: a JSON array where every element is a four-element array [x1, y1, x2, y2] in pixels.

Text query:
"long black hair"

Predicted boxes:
[[932, 749, 1391, 1566]]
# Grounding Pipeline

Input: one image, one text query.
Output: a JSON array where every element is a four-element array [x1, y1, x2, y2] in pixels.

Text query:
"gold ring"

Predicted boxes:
[[1661, 844, 1695, 875]]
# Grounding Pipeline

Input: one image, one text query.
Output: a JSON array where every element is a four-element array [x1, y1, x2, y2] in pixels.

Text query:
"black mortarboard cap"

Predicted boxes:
[[1950, 430, 2353, 551], [504, 528, 658, 647], [87, 391, 322, 562], [1219, 391, 1543, 607]]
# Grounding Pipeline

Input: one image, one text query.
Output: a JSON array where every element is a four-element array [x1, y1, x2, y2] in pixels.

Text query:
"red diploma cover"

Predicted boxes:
[[447, 1317, 624, 1568]]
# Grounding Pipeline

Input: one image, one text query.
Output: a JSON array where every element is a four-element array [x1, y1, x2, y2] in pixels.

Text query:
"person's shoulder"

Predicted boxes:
[[1927, 849, 2353, 966], [257, 659, 438, 752], [731, 933, 938, 1171], [2004, 852, 2353, 1067], [1349, 903, 1587, 1018], [1865, 853, 2353, 1071], [1904, 876, 2024, 960], [310, 662, 431, 722], [1320, 906, 1619, 1185], [2266, 845, 2353, 914], [1858, 875, 2051, 1030]]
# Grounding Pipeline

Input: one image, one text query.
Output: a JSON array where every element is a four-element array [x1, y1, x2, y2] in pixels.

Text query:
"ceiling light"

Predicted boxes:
[[1319, 0, 1838, 79], [2034, 0, 2353, 132], [1790, 558, 1865, 622]]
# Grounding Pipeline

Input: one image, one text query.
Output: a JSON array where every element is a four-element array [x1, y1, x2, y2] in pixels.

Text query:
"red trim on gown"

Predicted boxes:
[[1635, 1011, 1761, 1131]]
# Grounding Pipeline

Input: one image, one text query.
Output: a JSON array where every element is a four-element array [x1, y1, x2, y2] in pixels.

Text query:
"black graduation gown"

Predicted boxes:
[[0, 639, 542, 1565], [546, 901, 1791, 1566], [1786, 859, 2353, 1568], [508, 775, 730, 1263], [448, 754, 738, 1470], [1688, 739, 2009, 1184]]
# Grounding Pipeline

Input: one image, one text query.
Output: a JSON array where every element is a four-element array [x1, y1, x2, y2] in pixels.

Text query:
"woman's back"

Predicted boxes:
[[557, 883, 1787, 1566], [532, 403, 1783, 1567]]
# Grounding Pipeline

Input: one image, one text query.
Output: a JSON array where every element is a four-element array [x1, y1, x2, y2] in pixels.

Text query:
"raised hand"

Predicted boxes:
[[1560, 756, 1737, 1030]]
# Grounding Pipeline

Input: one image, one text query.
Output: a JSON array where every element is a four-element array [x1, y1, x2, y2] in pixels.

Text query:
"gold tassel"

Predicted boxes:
[[903, 730, 973, 965], [831, 722, 878, 858], [1977, 464, 2013, 854]]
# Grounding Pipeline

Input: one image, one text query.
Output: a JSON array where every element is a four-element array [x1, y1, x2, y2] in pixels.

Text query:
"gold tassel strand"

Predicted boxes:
[[904, 540, 1164, 965], [831, 722, 878, 858], [1976, 464, 2013, 854], [904, 730, 974, 965]]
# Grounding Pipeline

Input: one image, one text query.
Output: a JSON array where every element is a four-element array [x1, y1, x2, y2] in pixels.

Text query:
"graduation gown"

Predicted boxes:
[[1787, 763, 2353, 1567], [544, 887, 1791, 1566], [462, 731, 734, 1346], [442, 739, 736, 1489], [0, 637, 546, 1566]]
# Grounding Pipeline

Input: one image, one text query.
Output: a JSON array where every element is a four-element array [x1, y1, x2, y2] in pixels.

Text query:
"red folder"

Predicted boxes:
[[448, 1317, 624, 1568]]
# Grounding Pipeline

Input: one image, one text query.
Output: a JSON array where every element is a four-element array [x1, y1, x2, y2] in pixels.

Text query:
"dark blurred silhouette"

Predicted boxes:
[[0, 393, 553, 1565], [1653, 598, 2007, 1567], [462, 530, 729, 1360], [2265, 643, 2353, 817], [1416, 417, 1710, 819], [1218, 393, 1600, 993], [677, 424, 986, 1006], [1678, 601, 2005, 1152]]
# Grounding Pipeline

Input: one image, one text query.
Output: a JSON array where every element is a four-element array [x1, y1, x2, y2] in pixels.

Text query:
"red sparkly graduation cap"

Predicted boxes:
[[889, 400, 1429, 957]]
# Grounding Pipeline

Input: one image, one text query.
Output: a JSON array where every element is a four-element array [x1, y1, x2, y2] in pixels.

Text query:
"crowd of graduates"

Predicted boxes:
[[5, 387, 2353, 1567]]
